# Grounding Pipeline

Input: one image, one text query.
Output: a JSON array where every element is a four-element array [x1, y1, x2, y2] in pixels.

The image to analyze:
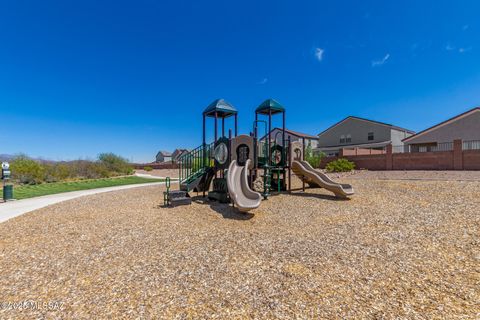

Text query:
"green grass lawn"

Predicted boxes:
[[1, 176, 164, 200]]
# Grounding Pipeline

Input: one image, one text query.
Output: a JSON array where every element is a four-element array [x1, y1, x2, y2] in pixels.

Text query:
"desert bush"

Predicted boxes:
[[325, 158, 356, 172], [87, 161, 110, 179], [304, 145, 325, 169], [10, 155, 45, 184], [143, 166, 153, 171], [8, 152, 133, 185], [98, 153, 133, 176], [43, 163, 59, 182], [54, 163, 74, 181]]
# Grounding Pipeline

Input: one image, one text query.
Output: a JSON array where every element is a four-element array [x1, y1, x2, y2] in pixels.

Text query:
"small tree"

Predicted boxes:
[[98, 153, 133, 176], [54, 163, 73, 181], [10, 155, 45, 184], [305, 145, 325, 169]]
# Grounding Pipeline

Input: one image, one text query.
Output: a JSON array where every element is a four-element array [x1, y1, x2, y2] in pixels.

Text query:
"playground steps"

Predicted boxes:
[[167, 190, 192, 206], [178, 142, 214, 192], [180, 168, 204, 191]]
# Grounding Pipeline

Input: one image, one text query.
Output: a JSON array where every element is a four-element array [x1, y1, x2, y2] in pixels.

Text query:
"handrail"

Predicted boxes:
[[178, 142, 214, 184]]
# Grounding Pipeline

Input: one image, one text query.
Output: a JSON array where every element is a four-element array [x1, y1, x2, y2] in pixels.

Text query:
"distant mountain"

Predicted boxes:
[[0, 154, 56, 163], [0, 154, 15, 162]]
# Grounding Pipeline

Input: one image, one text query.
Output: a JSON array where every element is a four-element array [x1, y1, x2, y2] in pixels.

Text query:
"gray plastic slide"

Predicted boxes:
[[291, 160, 354, 198], [227, 159, 262, 212]]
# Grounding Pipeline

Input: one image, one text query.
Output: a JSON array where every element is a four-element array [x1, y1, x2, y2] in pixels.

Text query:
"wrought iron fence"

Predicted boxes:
[[430, 142, 454, 152], [392, 145, 410, 153], [392, 142, 454, 153], [463, 140, 480, 150]]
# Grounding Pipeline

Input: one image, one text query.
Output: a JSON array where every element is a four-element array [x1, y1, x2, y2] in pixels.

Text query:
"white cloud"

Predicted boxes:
[[371, 53, 390, 67], [257, 78, 268, 85], [446, 44, 471, 53], [446, 44, 455, 51], [458, 47, 471, 53], [314, 48, 324, 61]]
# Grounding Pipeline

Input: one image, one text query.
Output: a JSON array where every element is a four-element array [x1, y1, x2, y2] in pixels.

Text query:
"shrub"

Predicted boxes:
[[304, 145, 325, 169], [10, 155, 45, 184], [143, 166, 153, 172], [8, 153, 134, 184], [325, 158, 356, 172], [98, 153, 133, 176], [87, 162, 110, 179], [54, 163, 74, 181]]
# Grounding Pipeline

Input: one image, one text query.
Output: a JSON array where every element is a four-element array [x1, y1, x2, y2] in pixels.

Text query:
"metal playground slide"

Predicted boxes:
[[226, 159, 262, 212], [291, 160, 354, 198]]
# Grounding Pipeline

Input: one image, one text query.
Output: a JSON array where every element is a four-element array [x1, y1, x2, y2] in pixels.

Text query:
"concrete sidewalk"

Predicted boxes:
[[0, 181, 176, 223]]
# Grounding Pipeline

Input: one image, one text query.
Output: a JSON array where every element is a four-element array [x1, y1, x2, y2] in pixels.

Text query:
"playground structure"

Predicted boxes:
[[167, 98, 354, 211]]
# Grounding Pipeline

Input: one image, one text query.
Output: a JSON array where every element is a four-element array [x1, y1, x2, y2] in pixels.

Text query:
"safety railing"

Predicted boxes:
[[257, 140, 267, 158], [178, 143, 213, 184]]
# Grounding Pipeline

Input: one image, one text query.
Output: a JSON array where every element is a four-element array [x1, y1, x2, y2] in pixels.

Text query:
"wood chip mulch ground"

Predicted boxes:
[[0, 176, 478, 319]]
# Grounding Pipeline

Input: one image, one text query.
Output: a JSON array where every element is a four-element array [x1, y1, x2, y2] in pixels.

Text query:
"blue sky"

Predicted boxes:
[[1, 0, 479, 162]]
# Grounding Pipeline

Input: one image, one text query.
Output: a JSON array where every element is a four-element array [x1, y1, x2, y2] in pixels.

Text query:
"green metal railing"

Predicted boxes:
[[178, 142, 214, 185]]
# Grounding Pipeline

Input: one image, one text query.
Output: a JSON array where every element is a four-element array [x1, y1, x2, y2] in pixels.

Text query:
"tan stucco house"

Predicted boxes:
[[171, 149, 189, 163], [403, 107, 480, 152], [155, 151, 172, 163], [316, 116, 415, 156], [261, 128, 319, 149]]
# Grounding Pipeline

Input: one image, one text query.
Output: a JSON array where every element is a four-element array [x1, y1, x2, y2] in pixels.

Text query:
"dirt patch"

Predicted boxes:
[[135, 169, 179, 178]]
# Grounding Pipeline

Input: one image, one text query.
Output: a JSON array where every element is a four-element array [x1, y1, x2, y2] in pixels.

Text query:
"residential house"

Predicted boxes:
[[316, 116, 415, 156], [155, 151, 172, 163], [403, 107, 480, 152], [260, 128, 319, 149], [171, 149, 190, 163]]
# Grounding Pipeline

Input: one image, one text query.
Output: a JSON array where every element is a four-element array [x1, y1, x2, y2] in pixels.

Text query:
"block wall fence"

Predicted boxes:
[[320, 139, 480, 171]]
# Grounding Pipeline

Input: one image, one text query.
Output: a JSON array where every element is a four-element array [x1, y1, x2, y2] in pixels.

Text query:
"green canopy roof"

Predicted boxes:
[[203, 99, 238, 118], [255, 99, 285, 115]]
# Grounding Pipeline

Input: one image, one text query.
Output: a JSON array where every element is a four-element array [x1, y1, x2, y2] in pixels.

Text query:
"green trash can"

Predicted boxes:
[[3, 185, 13, 201]]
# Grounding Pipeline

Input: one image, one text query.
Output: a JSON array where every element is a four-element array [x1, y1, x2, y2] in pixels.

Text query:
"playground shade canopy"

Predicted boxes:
[[255, 99, 285, 115], [203, 99, 238, 118]]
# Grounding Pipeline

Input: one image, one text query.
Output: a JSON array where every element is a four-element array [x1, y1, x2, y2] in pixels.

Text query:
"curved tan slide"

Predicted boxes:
[[227, 159, 262, 212], [291, 160, 354, 198]]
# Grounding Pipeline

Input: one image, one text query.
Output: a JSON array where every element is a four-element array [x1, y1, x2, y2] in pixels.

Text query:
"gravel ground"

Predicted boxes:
[[137, 168, 480, 181], [0, 176, 479, 319]]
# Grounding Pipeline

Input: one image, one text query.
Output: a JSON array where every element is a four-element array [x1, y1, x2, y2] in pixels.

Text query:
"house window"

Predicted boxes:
[[340, 135, 346, 144], [368, 132, 374, 141], [346, 134, 351, 143]]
